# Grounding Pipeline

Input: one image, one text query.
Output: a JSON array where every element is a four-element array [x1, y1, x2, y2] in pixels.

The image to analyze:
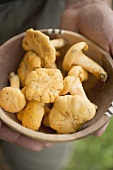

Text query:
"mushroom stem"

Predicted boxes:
[[50, 38, 67, 49], [0, 72, 26, 113], [68, 65, 89, 82], [9, 72, 20, 88], [60, 66, 89, 97], [63, 42, 108, 82]]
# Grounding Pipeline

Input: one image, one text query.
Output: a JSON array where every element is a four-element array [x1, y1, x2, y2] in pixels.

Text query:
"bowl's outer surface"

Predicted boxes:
[[0, 29, 113, 142]]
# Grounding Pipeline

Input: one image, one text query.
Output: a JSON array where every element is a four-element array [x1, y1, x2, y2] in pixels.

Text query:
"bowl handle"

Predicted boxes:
[[104, 102, 113, 119], [97, 101, 113, 131], [77, 102, 113, 139]]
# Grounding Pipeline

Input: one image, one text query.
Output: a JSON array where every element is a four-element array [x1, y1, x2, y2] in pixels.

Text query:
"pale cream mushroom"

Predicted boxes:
[[63, 42, 108, 82], [50, 38, 67, 49], [0, 72, 26, 113], [55, 51, 61, 58]]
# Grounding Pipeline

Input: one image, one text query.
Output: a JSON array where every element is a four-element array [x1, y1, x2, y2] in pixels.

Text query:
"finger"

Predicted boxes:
[[77, 3, 113, 55], [15, 134, 44, 151], [43, 142, 54, 148], [0, 122, 43, 151], [0, 121, 21, 142], [16, 136, 54, 150], [59, 8, 78, 32], [93, 121, 109, 137]]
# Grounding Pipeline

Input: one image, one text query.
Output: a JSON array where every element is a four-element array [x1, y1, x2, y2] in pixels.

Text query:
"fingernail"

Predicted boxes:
[[44, 143, 54, 148], [35, 146, 43, 151]]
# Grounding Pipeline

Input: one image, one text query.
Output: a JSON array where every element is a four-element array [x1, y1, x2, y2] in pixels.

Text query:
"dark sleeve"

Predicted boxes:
[[0, 0, 65, 45]]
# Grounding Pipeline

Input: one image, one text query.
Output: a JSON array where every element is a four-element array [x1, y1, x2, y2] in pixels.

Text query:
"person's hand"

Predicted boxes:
[[60, 0, 113, 55], [60, 0, 113, 136], [0, 120, 53, 151], [93, 121, 110, 137]]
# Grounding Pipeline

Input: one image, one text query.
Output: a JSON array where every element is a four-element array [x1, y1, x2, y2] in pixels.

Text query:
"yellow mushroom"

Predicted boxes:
[[63, 42, 108, 82], [55, 51, 61, 58], [50, 38, 66, 59], [22, 28, 56, 68], [25, 68, 63, 103], [60, 66, 88, 96], [0, 72, 26, 113], [50, 38, 67, 49], [49, 95, 96, 134], [42, 106, 51, 127], [17, 51, 42, 87], [48, 62, 57, 69], [49, 66, 97, 134], [16, 109, 25, 122], [22, 102, 45, 131]]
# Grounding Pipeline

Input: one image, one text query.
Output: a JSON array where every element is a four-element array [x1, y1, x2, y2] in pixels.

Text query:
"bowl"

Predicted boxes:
[[0, 29, 113, 142]]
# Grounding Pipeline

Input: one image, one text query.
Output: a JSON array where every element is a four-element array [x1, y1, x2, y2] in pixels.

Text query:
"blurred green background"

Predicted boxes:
[[63, 117, 113, 170]]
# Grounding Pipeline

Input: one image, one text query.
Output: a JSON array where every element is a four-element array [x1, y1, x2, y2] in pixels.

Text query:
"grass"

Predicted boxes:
[[64, 118, 113, 170]]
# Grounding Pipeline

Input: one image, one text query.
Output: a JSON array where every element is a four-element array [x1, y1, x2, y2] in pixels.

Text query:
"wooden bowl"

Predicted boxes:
[[0, 29, 113, 142]]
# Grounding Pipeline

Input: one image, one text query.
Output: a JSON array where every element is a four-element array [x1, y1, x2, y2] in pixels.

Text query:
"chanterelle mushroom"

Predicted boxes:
[[42, 106, 51, 127], [61, 66, 88, 96], [17, 51, 42, 87], [63, 42, 108, 82], [49, 65, 97, 134], [50, 38, 67, 49], [25, 68, 63, 103], [49, 95, 96, 134], [22, 28, 56, 68], [0, 72, 26, 113], [21, 101, 45, 131]]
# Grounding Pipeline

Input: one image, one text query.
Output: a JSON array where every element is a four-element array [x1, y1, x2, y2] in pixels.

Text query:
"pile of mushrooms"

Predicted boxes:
[[0, 29, 108, 134]]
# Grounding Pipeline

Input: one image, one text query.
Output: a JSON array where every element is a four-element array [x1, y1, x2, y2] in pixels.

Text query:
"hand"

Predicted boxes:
[[0, 121, 53, 151], [60, 1, 113, 55], [60, 0, 113, 136], [93, 121, 110, 137]]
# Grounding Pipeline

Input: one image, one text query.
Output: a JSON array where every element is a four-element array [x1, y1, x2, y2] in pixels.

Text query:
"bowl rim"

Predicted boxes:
[[0, 29, 113, 142], [0, 107, 111, 142]]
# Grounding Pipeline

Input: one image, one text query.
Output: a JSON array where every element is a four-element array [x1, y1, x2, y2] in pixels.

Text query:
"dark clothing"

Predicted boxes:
[[0, 0, 65, 44], [0, 1, 73, 170]]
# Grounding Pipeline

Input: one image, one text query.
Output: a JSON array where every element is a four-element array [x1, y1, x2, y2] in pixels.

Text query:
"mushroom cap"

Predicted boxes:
[[0, 87, 26, 113], [68, 66, 88, 82], [49, 95, 96, 134], [17, 51, 42, 87], [22, 102, 45, 131], [60, 66, 89, 96], [25, 68, 63, 103], [63, 42, 88, 71], [22, 28, 56, 68]]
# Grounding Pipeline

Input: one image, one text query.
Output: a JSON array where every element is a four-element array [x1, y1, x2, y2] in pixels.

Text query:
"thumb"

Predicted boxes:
[[59, 8, 78, 32], [77, 3, 113, 56]]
